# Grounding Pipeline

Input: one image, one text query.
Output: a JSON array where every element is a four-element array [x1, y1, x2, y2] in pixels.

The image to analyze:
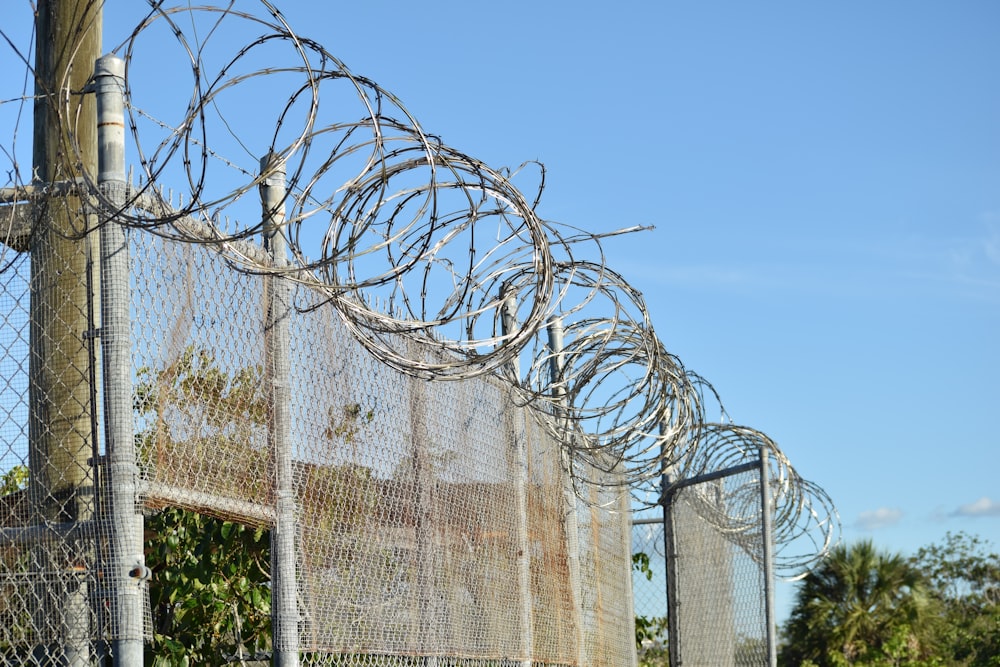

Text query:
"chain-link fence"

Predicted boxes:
[[0, 197, 151, 665], [631, 460, 776, 667], [0, 180, 637, 665], [130, 214, 637, 664], [669, 469, 771, 667], [632, 518, 669, 667], [0, 6, 839, 665]]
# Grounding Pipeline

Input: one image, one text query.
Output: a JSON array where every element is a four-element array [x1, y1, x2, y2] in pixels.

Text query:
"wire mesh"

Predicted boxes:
[[670, 470, 770, 667], [631, 518, 668, 667], [0, 197, 639, 664], [0, 203, 151, 665], [576, 477, 634, 667], [128, 223, 636, 665]]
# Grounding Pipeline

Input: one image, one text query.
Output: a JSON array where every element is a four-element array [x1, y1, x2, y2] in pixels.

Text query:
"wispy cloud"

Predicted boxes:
[[855, 507, 903, 530], [950, 497, 1000, 518], [983, 219, 1000, 265]]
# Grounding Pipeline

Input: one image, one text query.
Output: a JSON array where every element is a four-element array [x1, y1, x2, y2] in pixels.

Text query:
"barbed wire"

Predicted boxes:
[[0, 0, 840, 567], [672, 423, 840, 578]]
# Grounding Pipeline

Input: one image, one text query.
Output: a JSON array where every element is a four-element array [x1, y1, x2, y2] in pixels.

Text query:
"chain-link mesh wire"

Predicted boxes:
[[669, 470, 769, 667], [1, 192, 637, 666], [630, 466, 774, 667], [132, 228, 273, 523], [631, 518, 668, 666], [577, 479, 635, 667], [0, 198, 151, 665], [131, 207, 631, 665]]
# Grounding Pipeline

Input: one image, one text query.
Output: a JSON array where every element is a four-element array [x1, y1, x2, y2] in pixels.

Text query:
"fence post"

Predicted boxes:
[[658, 434, 681, 667], [406, 339, 439, 666], [501, 292, 534, 666], [261, 154, 300, 667], [758, 444, 777, 667], [28, 3, 101, 662], [95, 53, 145, 666], [546, 317, 586, 667]]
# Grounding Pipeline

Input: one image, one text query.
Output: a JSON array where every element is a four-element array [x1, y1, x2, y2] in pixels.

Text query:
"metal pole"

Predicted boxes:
[[659, 443, 681, 667], [658, 421, 681, 667], [546, 317, 586, 667], [501, 292, 533, 666], [261, 155, 300, 667], [95, 53, 145, 666], [406, 339, 438, 667], [758, 444, 777, 667]]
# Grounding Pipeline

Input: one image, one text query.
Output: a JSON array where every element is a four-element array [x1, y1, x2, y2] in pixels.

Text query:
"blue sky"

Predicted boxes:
[[4, 0, 999, 623], [260, 1, 999, 554], [268, 0, 1000, 619]]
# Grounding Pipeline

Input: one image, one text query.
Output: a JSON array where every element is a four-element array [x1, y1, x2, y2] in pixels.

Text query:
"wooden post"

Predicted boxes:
[[29, 2, 101, 664]]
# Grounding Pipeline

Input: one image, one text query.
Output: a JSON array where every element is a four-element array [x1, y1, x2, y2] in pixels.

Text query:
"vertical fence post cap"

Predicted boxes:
[[94, 53, 125, 80], [260, 152, 287, 184]]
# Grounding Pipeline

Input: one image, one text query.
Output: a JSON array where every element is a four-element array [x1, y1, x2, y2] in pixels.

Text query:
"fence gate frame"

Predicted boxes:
[[660, 443, 777, 667]]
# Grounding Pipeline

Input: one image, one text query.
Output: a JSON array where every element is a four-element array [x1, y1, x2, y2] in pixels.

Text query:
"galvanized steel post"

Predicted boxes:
[[501, 292, 534, 666], [546, 317, 586, 667], [95, 53, 145, 666], [759, 444, 777, 667], [659, 422, 681, 667], [261, 154, 300, 667]]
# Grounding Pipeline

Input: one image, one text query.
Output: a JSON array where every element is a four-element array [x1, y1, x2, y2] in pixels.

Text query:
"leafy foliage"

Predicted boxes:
[[779, 540, 938, 667], [633, 551, 669, 666], [910, 532, 1000, 667], [0, 465, 27, 496], [145, 507, 271, 666], [781, 534, 1000, 667], [0, 465, 31, 650]]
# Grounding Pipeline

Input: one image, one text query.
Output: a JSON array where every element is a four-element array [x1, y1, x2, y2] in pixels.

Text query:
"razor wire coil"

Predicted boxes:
[[0, 0, 840, 574]]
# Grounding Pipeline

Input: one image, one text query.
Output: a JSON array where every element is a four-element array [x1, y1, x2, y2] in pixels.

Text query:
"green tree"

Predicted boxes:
[[0, 465, 28, 496], [145, 508, 271, 666], [780, 540, 938, 667], [911, 532, 1000, 667]]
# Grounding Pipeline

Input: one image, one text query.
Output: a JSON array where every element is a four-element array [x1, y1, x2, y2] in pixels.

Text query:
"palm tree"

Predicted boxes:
[[780, 540, 937, 666]]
